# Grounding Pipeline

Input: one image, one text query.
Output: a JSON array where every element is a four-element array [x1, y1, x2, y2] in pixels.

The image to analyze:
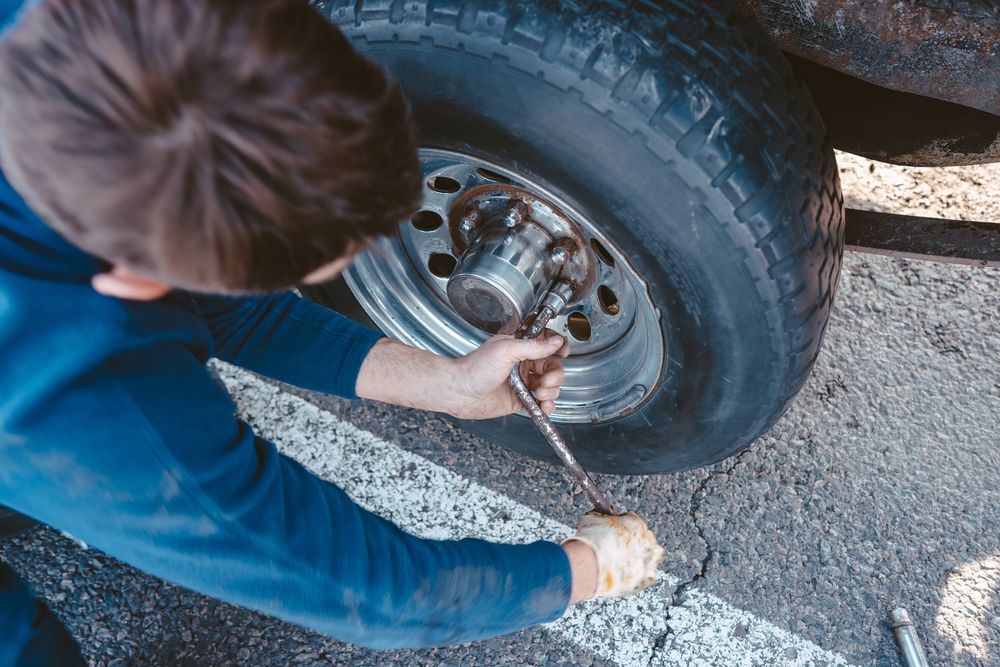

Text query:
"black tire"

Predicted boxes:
[[305, 0, 844, 474]]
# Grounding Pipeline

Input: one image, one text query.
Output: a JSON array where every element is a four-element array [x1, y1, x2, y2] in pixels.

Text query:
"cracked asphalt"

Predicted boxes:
[[1, 153, 999, 666]]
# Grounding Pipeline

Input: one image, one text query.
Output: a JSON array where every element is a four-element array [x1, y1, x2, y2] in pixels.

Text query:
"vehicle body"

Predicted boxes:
[[744, 0, 1000, 265], [740, 0, 1000, 167]]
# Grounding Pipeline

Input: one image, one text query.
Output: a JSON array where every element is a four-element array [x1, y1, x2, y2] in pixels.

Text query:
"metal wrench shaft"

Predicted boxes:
[[890, 608, 929, 667], [510, 305, 616, 515]]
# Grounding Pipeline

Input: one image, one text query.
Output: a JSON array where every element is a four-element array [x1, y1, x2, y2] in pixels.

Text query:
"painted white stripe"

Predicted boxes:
[[217, 365, 850, 667], [935, 554, 1000, 662]]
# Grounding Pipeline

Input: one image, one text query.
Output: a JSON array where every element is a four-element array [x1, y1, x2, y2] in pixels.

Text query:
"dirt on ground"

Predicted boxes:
[[836, 151, 1000, 223]]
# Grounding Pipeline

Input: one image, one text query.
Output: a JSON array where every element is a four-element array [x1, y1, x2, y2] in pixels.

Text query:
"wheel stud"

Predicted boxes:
[[550, 239, 575, 267], [458, 206, 481, 238], [502, 199, 530, 227]]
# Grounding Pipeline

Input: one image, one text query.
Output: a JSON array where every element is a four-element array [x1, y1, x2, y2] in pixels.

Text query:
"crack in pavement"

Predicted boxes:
[[648, 447, 754, 665]]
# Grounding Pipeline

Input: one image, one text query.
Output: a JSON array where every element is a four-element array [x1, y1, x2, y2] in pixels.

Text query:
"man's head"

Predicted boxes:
[[0, 0, 421, 297]]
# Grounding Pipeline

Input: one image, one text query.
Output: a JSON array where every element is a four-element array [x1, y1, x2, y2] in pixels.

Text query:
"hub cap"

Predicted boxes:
[[343, 149, 665, 423]]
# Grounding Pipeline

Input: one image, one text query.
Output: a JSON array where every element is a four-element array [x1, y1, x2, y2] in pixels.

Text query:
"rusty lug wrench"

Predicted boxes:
[[508, 291, 616, 515]]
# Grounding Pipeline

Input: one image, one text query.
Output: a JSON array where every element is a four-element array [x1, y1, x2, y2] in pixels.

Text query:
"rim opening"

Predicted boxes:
[[428, 253, 458, 278], [598, 285, 620, 315], [590, 237, 615, 267], [428, 176, 462, 193], [567, 312, 592, 341], [476, 167, 512, 184], [411, 210, 443, 231]]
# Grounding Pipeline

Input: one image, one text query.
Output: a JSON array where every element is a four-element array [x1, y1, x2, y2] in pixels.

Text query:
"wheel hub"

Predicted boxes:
[[446, 198, 579, 334], [342, 149, 666, 423]]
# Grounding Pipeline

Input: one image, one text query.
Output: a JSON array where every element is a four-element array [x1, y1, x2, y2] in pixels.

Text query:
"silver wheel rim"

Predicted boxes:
[[344, 148, 665, 423]]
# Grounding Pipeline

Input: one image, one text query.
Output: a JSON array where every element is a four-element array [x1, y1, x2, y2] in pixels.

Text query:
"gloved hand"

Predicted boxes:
[[563, 511, 665, 598]]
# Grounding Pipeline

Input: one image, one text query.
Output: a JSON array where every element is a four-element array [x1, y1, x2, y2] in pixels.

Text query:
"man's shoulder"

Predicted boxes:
[[0, 165, 105, 279], [0, 272, 208, 360], [0, 168, 211, 382], [0, 277, 218, 440]]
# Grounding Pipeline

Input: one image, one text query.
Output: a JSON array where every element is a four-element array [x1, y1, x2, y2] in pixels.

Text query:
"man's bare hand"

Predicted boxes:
[[449, 330, 569, 419], [355, 332, 568, 419]]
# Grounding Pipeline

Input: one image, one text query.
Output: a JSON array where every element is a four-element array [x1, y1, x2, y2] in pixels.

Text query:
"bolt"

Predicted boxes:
[[550, 239, 575, 266], [458, 207, 481, 238], [502, 199, 530, 227]]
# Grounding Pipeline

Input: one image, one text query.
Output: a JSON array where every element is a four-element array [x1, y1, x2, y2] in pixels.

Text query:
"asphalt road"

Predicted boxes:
[[1, 155, 998, 666]]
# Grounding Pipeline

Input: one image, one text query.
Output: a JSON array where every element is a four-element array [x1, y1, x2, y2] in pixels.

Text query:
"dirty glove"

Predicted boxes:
[[563, 511, 665, 598]]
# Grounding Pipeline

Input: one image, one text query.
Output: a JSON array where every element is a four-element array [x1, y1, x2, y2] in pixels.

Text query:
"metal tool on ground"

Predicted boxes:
[[509, 281, 617, 515], [890, 607, 929, 667]]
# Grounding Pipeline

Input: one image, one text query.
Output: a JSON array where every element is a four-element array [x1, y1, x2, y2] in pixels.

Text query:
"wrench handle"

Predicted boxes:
[[510, 304, 616, 514], [508, 369, 616, 514]]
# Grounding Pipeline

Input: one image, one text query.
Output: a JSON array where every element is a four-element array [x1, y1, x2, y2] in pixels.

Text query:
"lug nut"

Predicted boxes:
[[502, 199, 530, 227], [457, 207, 483, 246], [540, 280, 575, 314], [550, 239, 576, 266], [458, 207, 481, 234]]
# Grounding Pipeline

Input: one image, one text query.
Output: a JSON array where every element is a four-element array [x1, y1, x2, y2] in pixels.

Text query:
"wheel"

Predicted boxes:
[[304, 0, 844, 474]]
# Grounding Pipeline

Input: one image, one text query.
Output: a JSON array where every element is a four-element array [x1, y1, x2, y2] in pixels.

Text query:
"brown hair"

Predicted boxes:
[[0, 0, 421, 292]]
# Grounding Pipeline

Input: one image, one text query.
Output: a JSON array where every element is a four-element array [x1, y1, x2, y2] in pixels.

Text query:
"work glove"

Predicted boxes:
[[563, 511, 665, 598]]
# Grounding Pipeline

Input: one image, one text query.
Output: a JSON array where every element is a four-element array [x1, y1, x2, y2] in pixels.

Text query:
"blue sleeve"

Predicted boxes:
[[2, 337, 572, 649], [0, 1, 30, 37], [190, 291, 383, 399]]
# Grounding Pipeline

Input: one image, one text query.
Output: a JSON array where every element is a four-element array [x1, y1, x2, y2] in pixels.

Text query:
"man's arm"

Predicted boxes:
[[191, 291, 383, 399], [4, 339, 575, 648], [192, 292, 569, 418]]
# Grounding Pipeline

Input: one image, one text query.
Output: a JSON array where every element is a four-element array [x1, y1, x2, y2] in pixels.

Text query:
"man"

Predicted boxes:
[[0, 0, 664, 663]]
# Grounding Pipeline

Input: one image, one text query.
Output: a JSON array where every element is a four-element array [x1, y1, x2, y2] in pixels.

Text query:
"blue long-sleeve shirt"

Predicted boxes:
[[0, 3, 570, 646]]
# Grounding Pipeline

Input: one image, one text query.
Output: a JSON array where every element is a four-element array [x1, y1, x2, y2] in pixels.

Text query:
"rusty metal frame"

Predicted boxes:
[[736, 0, 1000, 117], [844, 209, 1000, 267], [736, 1, 1000, 167], [787, 54, 1000, 167]]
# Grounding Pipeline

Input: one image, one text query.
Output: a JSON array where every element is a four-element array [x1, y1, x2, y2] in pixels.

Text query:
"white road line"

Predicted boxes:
[[935, 554, 1000, 662], [217, 365, 851, 667]]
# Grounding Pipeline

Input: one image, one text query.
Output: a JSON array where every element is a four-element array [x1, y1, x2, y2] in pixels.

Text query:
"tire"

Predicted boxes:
[[305, 0, 844, 474]]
